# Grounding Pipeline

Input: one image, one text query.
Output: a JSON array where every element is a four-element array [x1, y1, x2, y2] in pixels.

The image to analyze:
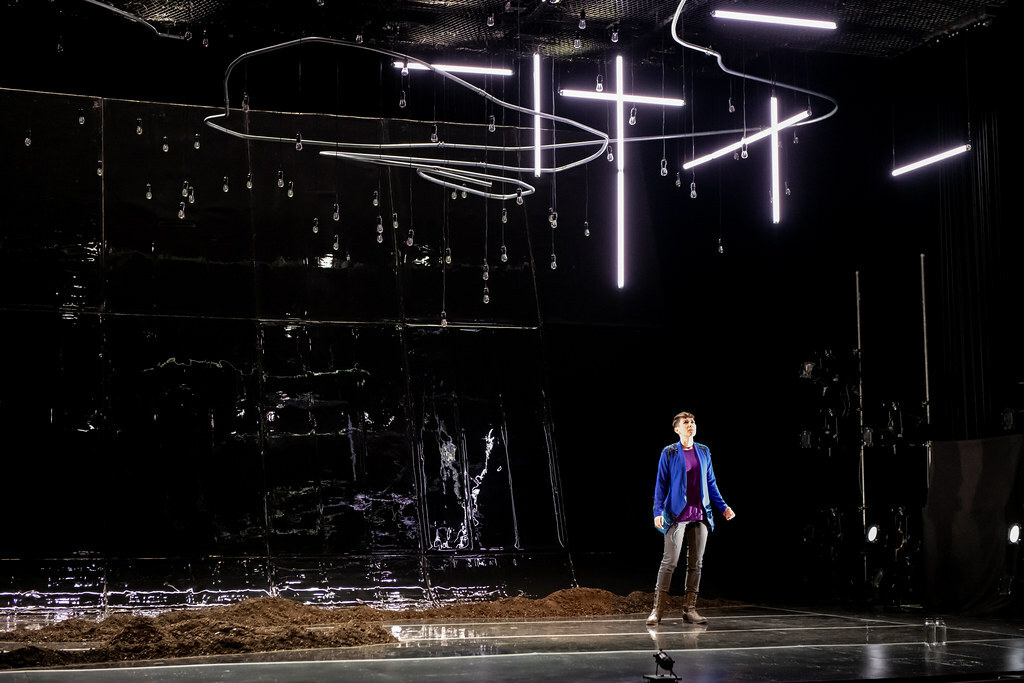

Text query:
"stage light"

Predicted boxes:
[[683, 108, 810, 170], [771, 96, 780, 223], [391, 61, 513, 76], [866, 524, 880, 543], [533, 53, 541, 177], [711, 10, 837, 30], [891, 145, 971, 176], [645, 649, 680, 681], [1009, 524, 1021, 544]]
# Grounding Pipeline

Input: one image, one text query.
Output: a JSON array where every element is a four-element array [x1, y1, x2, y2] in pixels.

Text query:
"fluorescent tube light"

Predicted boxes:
[[891, 144, 971, 176], [559, 89, 685, 107], [771, 96, 780, 224], [616, 55, 625, 289], [711, 10, 837, 30], [682, 109, 810, 170], [534, 53, 541, 178], [392, 61, 513, 76]]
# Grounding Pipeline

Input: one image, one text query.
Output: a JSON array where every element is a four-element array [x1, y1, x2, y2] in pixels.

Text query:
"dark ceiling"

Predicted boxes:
[[50, 0, 1011, 62]]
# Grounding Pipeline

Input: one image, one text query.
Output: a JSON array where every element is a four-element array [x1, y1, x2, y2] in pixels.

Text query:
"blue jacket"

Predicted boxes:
[[652, 441, 729, 531]]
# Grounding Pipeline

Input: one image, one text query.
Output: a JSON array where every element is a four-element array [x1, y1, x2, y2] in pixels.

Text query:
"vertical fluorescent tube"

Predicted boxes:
[[616, 55, 625, 289], [533, 53, 541, 178], [770, 96, 780, 224]]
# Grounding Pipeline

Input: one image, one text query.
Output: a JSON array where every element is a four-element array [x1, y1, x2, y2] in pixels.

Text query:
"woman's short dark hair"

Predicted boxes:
[[672, 411, 695, 428]]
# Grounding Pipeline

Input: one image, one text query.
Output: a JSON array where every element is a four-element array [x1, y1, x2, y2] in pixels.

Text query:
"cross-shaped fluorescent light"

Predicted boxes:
[[560, 55, 685, 288], [891, 145, 971, 176]]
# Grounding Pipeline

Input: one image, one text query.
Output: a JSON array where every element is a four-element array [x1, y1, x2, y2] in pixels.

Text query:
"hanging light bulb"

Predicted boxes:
[[461, 188, 467, 198], [690, 181, 697, 199], [201, 29, 209, 47], [578, 10, 586, 29], [242, 93, 250, 111], [660, 159, 669, 177], [392, 212, 399, 229], [222, 176, 229, 192], [372, 190, 379, 206], [277, 171, 285, 188], [399, 90, 407, 108], [483, 286, 490, 304], [488, 115, 496, 132], [550, 254, 557, 270], [406, 229, 414, 246], [793, 130, 799, 144], [135, 118, 143, 135], [675, 171, 682, 188], [500, 245, 508, 262], [162, 136, 169, 152], [611, 28, 619, 42], [287, 181, 295, 198], [24, 129, 31, 147], [444, 247, 452, 264], [740, 144, 748, 159], [440, 310, 448, 327], [550, 211, 558, 229], [182, 181, 190, 198], [595, 74, 603, 92], [332, 235, 340, 251], [355, 33, 363, 43], [607, 149, 614, 162], [295, 133, 303, 151], [728, 97, 735, 113], [178, 202, 186, 219], [785, 181, 792, 196], [430, 124, 439, 143], [145, 183, 152, 200], [501, 207, 508, 223], [516, 188, 523, 205], [77, 109, 85, 125], [376, 215, 384, 234], [246, 173, 253, 189], [629, 107, 637, 125], [487, 13, 495, 26], [573, 37, 581, 49], [401, 63, 409, 76], [332, 203, 340, 221], [187, 186, 195, 204], [184, 30, 192, 40], [733, 150, 740, 161], [482, 261, 490, 281], [193, 133, 201, 149], [312, 218, 319, 234], [717, 237, 724, 254], [451, 189, 458, 200]]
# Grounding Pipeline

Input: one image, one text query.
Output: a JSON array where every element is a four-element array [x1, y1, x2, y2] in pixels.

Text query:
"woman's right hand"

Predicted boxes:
[[654, 515, 664, 530]]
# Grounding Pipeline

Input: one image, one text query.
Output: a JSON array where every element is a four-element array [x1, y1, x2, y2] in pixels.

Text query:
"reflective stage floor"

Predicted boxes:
[[3, 604, 1024, 682]]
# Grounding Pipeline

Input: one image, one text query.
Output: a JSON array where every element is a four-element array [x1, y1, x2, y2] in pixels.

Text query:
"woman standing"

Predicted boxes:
[[647, 411, 735, 626]]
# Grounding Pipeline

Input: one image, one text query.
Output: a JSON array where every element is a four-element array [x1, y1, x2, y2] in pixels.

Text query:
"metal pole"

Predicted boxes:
[[856, 271, 868, 585], [921, 254, 932, 488], [856, 271, 866, 530]]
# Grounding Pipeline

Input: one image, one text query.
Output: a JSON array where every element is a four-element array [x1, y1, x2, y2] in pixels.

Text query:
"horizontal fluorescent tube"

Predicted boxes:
[[682, 109, 811, 170], [560, 89, 685, 107], [711, 10, 837, 29], [891, 144, 971, 176], [393, 61, 513, 76]]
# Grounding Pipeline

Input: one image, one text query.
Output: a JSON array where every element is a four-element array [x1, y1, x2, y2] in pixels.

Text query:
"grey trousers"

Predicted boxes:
[[655, 520, 708, 594]]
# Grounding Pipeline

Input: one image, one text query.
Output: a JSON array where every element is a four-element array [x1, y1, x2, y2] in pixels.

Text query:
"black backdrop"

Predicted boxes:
[[0, 3, 1019, 613]]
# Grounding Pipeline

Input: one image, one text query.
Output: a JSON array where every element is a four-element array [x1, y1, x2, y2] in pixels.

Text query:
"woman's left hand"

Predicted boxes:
[[723, 507, 736, 520]]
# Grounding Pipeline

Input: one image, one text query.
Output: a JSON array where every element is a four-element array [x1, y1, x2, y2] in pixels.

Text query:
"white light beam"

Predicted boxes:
[[891, 144, 971, 176], [711, 10, 837, 30]]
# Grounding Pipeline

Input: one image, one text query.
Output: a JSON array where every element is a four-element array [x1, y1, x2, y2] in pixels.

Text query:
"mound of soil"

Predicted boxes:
[[0, 589, 740, 670]]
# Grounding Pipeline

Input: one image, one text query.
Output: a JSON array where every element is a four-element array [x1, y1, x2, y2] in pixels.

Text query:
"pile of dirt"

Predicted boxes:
[[0, 589, 741, 670]]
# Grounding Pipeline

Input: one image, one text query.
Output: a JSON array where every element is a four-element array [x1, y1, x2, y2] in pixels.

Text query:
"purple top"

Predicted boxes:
[[676, 445, 705, 523]]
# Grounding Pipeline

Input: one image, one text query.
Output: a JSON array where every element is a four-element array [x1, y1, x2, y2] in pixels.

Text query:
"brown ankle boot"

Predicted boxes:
[[646, 590, 668, 626], [683, 591, 708, 624]]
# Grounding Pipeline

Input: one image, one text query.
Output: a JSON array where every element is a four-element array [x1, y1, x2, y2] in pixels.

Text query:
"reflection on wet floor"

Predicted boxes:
[[4, 605, 1024, 681]]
